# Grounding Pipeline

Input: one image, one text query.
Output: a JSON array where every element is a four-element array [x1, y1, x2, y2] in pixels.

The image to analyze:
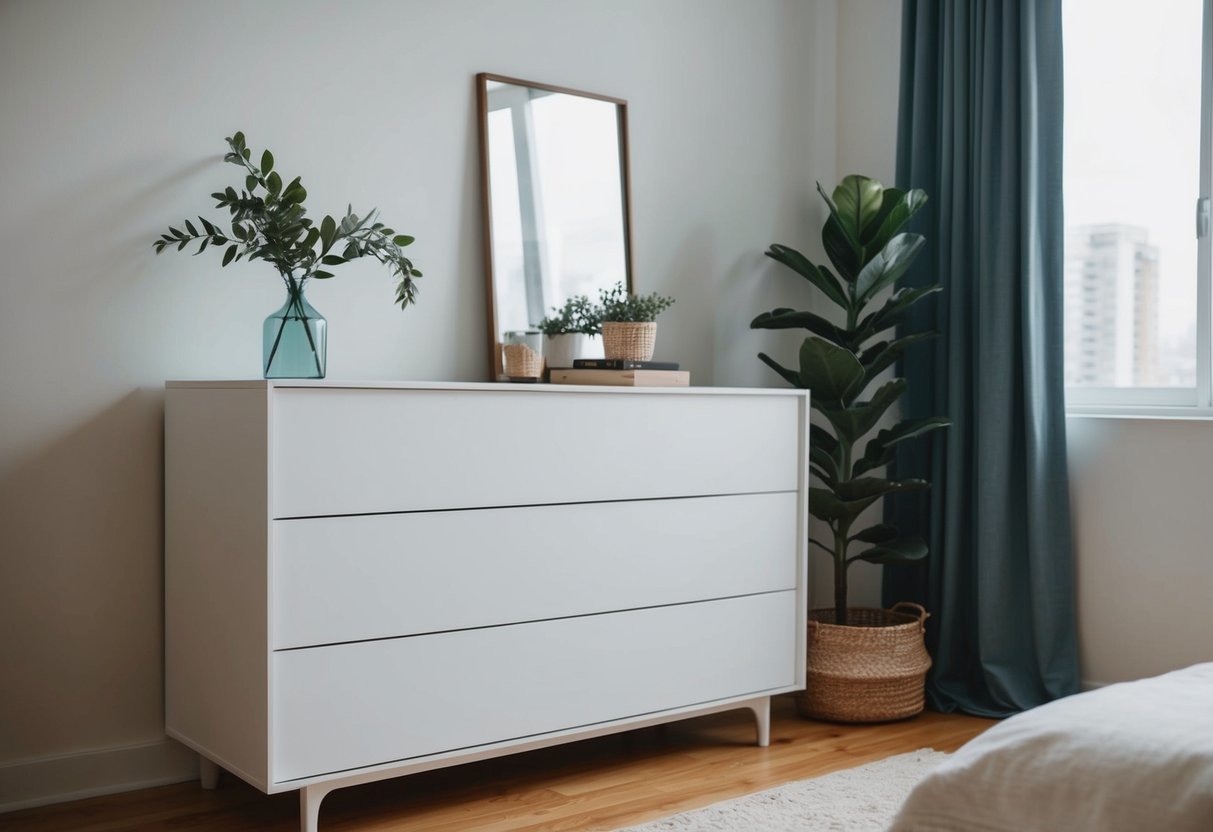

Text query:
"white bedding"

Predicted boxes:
[[889, 662, 1213, 831]]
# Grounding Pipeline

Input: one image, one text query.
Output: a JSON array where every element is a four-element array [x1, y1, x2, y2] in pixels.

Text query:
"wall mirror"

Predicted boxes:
[[476, 72, 634, 379]]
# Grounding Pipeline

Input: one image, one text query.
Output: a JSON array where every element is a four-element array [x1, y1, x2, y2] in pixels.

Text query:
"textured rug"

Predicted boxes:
[[615, 749, 947, 831]]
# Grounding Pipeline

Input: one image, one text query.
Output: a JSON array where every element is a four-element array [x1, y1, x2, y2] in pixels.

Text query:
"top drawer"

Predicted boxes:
[[271, 387, 802, 518]]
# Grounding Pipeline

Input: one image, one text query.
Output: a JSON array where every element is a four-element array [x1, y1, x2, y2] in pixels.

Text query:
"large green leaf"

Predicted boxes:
[[765, 244, 848, 309], [858, 186, 905, 245], [809, 443, 840, 482], [809, 423, 839, 457], [808, 486, 881, 524], [818, 378, 906, 444], [854, 233, 925, 305], [816, 181, 862, 254], [856, 284, 942, 340], [798, 338, 865, 404], [821, 215, 860, 283], [878, 415, 951, 448], [751, 308, 848, 344], [852, 535, 929, 565], [849, 523, 900, 545], [863, 188, 927, 254], [810, 464, 837, 488], [831, 175, 885, 242], [857, 331, 935, 385], [853, 416, 950, 476], [852, 447, 895, 477], [757, 352, 801, 387]]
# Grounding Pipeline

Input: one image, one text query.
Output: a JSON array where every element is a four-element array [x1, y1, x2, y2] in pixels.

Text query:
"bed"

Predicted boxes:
[[889, 662, 1213, 831]]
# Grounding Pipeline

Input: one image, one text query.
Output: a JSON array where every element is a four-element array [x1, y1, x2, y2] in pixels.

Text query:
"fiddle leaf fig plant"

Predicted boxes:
[[752, 175, 948, 625], [153, 131, 422, 308]]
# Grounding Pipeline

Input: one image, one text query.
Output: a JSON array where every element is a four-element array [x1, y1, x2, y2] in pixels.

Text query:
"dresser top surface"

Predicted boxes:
[[165, 379, 809, 397]]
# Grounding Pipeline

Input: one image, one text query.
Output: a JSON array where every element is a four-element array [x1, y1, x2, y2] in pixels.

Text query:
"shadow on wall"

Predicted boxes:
[[0, 387, 167, 760]]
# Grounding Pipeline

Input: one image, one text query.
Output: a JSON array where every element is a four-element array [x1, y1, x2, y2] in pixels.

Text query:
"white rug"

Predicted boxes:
[[615, 749, 947, 831]]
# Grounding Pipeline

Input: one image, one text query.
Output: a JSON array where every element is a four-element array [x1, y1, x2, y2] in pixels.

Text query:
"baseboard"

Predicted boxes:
[[0, 738, 198, 813]]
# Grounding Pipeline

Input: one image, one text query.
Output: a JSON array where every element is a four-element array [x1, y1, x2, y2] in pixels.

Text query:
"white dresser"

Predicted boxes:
[[165, 380, 809, 831]]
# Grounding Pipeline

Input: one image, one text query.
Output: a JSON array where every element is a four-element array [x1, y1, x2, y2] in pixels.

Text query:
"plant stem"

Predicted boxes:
[[287, 276, 322, 376], [264, 307, 290, 376], [834, 519, 850, 626], [264, 274, 322, 377]]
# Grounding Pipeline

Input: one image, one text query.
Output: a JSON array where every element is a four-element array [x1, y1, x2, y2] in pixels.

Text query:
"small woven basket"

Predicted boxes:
[[795, 602, 931, 723], [502, 343, 544, 379], [602, 321, 657, 361]]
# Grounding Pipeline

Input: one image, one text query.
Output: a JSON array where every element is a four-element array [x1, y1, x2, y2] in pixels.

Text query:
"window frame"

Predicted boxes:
[[1064, 0, 1213, 417]]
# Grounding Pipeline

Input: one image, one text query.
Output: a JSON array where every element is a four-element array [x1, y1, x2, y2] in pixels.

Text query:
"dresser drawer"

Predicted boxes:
[[270, 387, 800, 518], [271, 590, 796, 782], [272, 492, 799, 648]]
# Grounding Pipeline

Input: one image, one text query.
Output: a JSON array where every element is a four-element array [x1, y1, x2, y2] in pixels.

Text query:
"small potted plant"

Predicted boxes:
[[535, 294, 603, 368], [751, 174, 948, 723], [153, 132, 421, 379], [598, 282, 675, 362]]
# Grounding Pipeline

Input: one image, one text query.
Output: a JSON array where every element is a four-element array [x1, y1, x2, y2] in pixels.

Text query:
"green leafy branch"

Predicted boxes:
[[153, 132, 422, 308]]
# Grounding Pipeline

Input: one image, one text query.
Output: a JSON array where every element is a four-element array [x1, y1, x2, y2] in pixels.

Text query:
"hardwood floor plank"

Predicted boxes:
[[0, 698, 994, 831]]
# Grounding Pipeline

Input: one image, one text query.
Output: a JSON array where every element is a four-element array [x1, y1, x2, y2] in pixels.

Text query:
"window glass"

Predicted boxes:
[[1063, 0, 1205, 391]]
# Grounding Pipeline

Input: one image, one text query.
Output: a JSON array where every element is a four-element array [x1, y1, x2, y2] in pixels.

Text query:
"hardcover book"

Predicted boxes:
[[571, 359, 681, 371], [549, 369, 691, 387]]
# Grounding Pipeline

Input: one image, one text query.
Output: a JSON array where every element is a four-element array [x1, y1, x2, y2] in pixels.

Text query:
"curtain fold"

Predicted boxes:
[[883, 0, 1080, 717]]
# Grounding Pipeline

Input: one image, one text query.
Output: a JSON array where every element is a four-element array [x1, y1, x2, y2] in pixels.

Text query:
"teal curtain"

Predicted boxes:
[[883, 0, 1080, 717]]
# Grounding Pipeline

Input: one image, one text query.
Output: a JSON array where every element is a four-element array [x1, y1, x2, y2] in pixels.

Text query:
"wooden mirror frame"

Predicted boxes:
[[475, 72, 635, 380]]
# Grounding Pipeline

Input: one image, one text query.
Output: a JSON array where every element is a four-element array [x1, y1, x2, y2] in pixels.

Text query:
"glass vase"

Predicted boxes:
[[263, 282, 327, 379]]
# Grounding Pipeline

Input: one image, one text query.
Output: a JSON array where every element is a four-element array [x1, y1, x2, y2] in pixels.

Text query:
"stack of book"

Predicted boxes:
[[549, 359, 689, 387]]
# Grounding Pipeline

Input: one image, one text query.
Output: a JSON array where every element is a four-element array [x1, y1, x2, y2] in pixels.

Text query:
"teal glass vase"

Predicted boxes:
[[263, 282, 327, 379]]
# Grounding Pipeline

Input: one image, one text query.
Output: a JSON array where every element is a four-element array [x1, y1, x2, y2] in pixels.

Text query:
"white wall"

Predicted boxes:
[[0, 0, 837, 810], [1066, 417, 1213, 686]]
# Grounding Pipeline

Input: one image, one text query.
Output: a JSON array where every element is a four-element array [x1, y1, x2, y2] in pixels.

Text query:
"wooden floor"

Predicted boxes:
[[1, 698, 993, 832]]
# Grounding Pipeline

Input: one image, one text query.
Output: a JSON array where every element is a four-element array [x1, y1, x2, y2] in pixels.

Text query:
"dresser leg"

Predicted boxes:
[[300, 784, 331, 832], [748, 696, 771, 747], [199, 757, 220, 789]]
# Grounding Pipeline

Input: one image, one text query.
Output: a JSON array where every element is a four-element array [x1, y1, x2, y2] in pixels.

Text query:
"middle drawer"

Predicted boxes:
[[272, 492, 799, 650]]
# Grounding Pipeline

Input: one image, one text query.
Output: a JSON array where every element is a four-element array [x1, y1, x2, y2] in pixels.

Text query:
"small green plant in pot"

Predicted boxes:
[[598, 282, 675, 361], [153, 132, 421, 379], [752, 174, 948, 722], [536, 295, 603, 368]]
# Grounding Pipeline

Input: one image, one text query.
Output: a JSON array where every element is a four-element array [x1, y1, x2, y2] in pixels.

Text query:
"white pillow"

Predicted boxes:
[[889, 663, 1213, 831]]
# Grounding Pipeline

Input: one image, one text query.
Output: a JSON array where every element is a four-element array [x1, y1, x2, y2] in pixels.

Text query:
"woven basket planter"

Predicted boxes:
[[794, 602, 931, 723], [602, 321, 657, 361]]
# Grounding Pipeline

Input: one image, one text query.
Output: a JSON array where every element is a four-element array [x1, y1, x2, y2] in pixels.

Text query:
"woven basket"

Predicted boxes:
[[502, 342, 544, 379], [602, 321, 657, 361], [794, 602, 931, 723]]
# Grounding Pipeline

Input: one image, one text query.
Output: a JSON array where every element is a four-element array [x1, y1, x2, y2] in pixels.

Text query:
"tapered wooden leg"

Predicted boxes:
[[300, 783, 331, 832], [199, 757, 220, 789], [749, 696, 771, 747]]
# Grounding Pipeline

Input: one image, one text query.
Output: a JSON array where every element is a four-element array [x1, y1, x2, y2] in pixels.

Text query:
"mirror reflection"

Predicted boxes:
[[477, 73, 633, 378]]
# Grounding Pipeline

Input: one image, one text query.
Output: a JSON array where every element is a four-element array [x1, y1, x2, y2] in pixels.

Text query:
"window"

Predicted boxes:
[[1063, 0, 1213, 410]]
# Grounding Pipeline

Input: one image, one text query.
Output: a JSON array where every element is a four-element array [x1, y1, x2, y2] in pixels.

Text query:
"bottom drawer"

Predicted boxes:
[[272, 591, 796, 782]]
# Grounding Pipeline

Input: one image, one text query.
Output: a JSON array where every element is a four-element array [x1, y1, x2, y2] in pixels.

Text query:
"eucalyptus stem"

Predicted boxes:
[[264, 274, 321, 376]]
